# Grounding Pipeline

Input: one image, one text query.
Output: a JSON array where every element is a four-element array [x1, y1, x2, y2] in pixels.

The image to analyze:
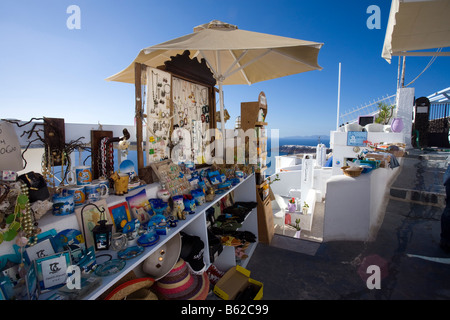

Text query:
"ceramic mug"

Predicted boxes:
[[68, 166, 92, 186], [113, 173, 129, 195], [52, 193, 75, 215], [65, 185, 86, 206], [85, 183, 108, 202], [92, 178, 110, 197]]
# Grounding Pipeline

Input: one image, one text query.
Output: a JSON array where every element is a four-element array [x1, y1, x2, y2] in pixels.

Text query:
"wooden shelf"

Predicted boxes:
[[256, 180, 268, 189], [256, 190, 273, 244], [214, 206, 258, 271], [240, 91, 272, 246], [240, 91, 268, 132]]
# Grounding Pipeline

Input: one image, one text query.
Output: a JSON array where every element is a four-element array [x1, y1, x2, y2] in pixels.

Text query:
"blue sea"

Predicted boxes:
[[72, 136, 330, 178], [266, 137, 330, 176]]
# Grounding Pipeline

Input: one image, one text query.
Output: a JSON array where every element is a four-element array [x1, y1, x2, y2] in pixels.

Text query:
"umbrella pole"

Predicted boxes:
[[218, 80, 226, 163], [135, 62, 144, 171], [216, 50, 226, 163]]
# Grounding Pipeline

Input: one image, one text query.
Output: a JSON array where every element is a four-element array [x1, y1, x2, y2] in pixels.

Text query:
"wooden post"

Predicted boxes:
[[135, 62, 144, 171]]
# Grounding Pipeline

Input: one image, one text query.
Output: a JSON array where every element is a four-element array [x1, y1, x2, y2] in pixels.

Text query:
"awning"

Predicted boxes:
[[382, 0, 450, 63], [427, 86, 450, 102], [106, 20, 323, 85]]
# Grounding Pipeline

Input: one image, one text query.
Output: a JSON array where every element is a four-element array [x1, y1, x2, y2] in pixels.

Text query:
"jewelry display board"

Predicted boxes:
[[149, 159, 191, 196], [172, 77, 210, 164], [145, 68, 212, 166], [138, 50, 217, 178], [145, 68, 172, 164]]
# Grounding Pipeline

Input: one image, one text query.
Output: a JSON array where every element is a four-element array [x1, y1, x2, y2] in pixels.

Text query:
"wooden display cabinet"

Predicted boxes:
[[240, 91, 267, 132], [255, 180, 274, 244], [241, 92, 273, 244]]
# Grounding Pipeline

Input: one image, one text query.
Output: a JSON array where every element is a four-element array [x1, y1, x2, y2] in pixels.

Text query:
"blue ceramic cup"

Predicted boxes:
[[65, 185, 86, 206], [68, 166, 92, 186], [52, 193, 75, 215], [92, 178, 110, 198], [85, 183, 108, 202]]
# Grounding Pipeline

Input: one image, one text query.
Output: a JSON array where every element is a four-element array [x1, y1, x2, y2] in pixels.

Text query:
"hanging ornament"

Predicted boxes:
[[16, 182, 40, 246]]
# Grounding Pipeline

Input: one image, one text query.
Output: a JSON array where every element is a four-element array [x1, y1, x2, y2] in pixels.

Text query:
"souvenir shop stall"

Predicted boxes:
[[0, 51, 262, 300]]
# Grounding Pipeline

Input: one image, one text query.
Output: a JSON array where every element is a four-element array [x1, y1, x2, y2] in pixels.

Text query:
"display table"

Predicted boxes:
[[34, 174, 257, 300], [330, 130, 404, 175]]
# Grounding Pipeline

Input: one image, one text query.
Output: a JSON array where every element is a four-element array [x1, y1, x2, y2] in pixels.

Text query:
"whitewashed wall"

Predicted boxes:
[[323, 161, 402, 242]]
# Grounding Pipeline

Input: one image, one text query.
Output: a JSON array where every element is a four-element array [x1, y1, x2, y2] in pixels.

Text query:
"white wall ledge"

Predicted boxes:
[[323, 160, 402, 242]]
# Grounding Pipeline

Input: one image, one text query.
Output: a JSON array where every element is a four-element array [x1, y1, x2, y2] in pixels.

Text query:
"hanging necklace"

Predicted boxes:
[[151, 70, 161, 111], [200, 87, 208, 106]]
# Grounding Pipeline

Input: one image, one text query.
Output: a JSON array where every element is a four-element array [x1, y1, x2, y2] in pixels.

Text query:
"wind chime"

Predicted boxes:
[[98, 129, 131, 178], [41, 145, 68, 187]]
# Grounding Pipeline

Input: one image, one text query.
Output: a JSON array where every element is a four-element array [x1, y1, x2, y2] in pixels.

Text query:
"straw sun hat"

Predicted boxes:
[[155, 258, 210, 300], [104, 277, 158, 300], [142, 233, 182, 281]]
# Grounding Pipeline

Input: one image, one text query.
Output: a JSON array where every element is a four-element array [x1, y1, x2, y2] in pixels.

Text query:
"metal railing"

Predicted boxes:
[[429, 102, 450, 121], [428, 102, 450, 134], [338, 94, 397, 126]]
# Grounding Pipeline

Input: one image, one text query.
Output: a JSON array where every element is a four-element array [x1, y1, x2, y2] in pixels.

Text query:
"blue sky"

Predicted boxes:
[[1, 0, 449, 137]]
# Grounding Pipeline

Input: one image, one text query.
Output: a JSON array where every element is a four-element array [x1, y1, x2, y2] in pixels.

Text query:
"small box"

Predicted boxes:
[[375, 147, 405, 158], [213, 265, 263, 300], [155, 224, 168, 235], [365, 153, 391, 168], [1, 170, 17, 181]]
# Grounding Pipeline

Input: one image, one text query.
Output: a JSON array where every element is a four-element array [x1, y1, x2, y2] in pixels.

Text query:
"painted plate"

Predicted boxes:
[[117, 245, 145, 260], [119, 160, 137, 179], [94, 259, 126, 277], [137, 233, 159, 247]]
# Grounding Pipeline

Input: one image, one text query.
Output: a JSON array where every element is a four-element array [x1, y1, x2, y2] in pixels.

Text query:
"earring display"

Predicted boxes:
[[146, 67, 172, 164], [192, 120, 203, 164], [150, 160, 191, 197], [144, 68, 213, 166], [170, 127, 191, 164], [172, 77, 210, 164]]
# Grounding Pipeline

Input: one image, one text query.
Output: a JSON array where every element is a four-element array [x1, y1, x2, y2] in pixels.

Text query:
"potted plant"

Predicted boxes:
[[288, 197, 296, 213], [375, 102, 395, 125], [267, 174, 280, 185], [302, 202, 309, 215], [291, 218, 301, 238]]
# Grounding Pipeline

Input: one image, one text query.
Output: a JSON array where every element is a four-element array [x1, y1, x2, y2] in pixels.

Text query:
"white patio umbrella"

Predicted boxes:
[[382, 0, 450, 63], [107, 20, 323, 153]]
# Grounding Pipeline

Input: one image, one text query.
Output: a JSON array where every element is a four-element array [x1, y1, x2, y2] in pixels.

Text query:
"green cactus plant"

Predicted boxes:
[[375, 102, 395, 125]]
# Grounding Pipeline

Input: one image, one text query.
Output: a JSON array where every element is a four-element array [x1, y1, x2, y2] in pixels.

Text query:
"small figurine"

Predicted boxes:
[[172, 206, 186, 220], [205, 187, 215, 202], [110, 172, 129, 195], [172, 195, 185, 212], [167, 216, 177, 228], [183, 194, 196, 214]]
